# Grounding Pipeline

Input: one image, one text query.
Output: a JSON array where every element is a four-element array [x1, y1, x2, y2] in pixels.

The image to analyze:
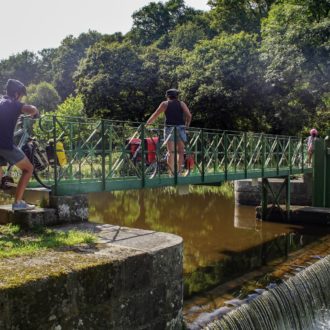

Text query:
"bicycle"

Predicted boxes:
[[1, 115, 54, 190], [111, 127, 194, 179]]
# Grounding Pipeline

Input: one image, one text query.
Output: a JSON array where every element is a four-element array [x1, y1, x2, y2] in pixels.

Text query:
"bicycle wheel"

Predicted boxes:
[[32, 170, 51, 189], [144, 162, 158, 179], [27, 144, 51, 189]]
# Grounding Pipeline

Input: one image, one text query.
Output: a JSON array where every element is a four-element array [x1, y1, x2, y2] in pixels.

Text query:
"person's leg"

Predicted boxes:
[[177, 140, 185, 174], [307, 150, 312, 165], [13, 156, 33, 202], [177, 126, 187, 175], [166, 141, 175, 175]]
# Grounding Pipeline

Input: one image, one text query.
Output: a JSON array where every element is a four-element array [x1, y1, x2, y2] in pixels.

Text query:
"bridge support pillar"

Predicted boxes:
[[260, 176, 291, 221], [313, 130, 330, 208], [50, 194, 89, 223]]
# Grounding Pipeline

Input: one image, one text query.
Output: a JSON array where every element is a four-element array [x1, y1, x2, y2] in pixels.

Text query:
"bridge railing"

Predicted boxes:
[[33, 115, 309, 193]]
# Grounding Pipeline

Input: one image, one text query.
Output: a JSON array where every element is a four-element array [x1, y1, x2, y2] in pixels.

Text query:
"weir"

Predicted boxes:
[[204, 256, 330, 330]]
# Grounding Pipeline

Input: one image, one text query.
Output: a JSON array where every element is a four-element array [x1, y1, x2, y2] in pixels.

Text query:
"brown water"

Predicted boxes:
[[87, 188, 329, 292]]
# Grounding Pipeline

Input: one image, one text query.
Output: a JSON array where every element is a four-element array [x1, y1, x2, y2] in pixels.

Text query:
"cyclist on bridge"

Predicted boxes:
[[146, 89, 192, 175], [0, 79, 39, 211]]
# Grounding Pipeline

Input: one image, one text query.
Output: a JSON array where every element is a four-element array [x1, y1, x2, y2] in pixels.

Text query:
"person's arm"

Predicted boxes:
[[146, 101, 167, 126], [21, 104, 39, 118], [180, 101, 192, 127]]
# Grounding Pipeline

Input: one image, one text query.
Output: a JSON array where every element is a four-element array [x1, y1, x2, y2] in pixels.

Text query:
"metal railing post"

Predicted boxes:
[[141, 124, 145, 188], [69, 123, 73, 179], [201, 129, 205, 182], [109, 124, 113, 176], [276, 136, 279, 176], [261, 134, 265, 178], [53, 115, 58, 195], [224, 131, 228, 181], [101, 120, 106, 191], [301, 137, 304, 171], [289, 137, 292, 174], [244, 132, 247, 178]]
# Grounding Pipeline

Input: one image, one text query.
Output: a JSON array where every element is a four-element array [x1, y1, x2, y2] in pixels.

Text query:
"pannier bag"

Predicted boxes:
[[22, 139, 48, 172], [45, 140, 67, 167]]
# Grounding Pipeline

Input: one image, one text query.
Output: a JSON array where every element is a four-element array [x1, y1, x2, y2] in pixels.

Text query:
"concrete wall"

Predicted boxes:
[[0, 224, 183, 330], [235, 174, 312, 206]]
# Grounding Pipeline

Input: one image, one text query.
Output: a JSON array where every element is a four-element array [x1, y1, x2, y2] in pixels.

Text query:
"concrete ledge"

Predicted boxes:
[[0, 223, 183, 330], [0, 205, 57, 228]]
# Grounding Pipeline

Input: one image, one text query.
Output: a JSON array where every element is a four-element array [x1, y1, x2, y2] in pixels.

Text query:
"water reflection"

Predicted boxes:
[[88, 187, 329, 297]]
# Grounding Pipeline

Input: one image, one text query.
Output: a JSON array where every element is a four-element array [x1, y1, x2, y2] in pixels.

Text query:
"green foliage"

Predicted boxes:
[[129, 0, 202, 46], [169, 21, 208, 50], [56, 94, 85, 118], [178, 32, 268, 130], [37, 48, 59, 83], [25, 82, 61, 113], [75, 41, 161, 121], [260, 0, 330, 134], [208, 0, 276, 34], [0, 51, 41, 93], [52, 30, 104, 100]]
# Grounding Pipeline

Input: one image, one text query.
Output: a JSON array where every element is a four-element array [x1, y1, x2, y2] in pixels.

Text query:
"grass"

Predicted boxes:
[[0, 224, 96, 259]]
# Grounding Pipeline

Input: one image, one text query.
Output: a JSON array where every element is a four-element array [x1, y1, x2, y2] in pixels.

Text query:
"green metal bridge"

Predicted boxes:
[[26, 115, 312, 197]]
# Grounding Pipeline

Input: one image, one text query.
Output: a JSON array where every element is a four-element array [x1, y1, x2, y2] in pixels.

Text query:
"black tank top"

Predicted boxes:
[[165, 100, 185, 125]]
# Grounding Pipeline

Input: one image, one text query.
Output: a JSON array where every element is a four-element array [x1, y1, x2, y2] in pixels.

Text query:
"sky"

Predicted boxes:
[[1, 0, 209, 60]]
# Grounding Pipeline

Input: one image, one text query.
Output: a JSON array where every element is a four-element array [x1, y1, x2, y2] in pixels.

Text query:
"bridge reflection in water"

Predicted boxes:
[[25, 115, 311, 196]]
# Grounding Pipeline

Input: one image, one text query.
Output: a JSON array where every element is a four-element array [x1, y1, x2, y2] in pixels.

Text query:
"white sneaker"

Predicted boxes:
[[12, 200, 35, 211]]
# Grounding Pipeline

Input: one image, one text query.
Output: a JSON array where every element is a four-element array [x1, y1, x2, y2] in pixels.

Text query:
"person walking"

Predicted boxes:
[[306, 128, 319, 166], [0, 79, 39, 210], [146, 89, 192, 175]]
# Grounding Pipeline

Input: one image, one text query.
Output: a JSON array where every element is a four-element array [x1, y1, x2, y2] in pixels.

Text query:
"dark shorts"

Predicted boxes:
[[164, 125, 187, 143], [0, 145, 25, 166]]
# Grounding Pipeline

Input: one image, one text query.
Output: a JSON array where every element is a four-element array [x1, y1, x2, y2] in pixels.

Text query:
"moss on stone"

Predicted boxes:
[[0, 245, 130, 289]]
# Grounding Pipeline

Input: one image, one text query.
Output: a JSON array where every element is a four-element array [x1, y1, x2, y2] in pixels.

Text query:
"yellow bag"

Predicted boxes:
[[56, 141, 67, 166]]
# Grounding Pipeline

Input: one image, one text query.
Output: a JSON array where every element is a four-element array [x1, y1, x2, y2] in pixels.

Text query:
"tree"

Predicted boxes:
[[0, 51, 41, 93], [52, 30, 104, 100], [37, 48, 58, 83], [208, 0, 276, 34], [25, 82, 61, 113], [260, 0, 330, 134], [169, 21, 208, 50], [178, 32, 268, 131], [56, 94, 85, 118], [75, 42, 158, 121], [129, 0, 202, 46]]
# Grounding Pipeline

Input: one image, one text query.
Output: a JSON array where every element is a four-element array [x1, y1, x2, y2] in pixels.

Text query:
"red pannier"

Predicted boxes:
[[127, 137, 159, 165], [185, 153, 195, 171]]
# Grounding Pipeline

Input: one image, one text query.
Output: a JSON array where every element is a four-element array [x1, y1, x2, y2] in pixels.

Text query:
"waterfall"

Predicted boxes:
[[204, 256, 330, 330]]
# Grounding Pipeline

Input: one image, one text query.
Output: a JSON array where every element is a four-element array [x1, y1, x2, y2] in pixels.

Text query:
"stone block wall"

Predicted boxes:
[[235, 174, 312, 206], [0, 224, 183, 330]]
